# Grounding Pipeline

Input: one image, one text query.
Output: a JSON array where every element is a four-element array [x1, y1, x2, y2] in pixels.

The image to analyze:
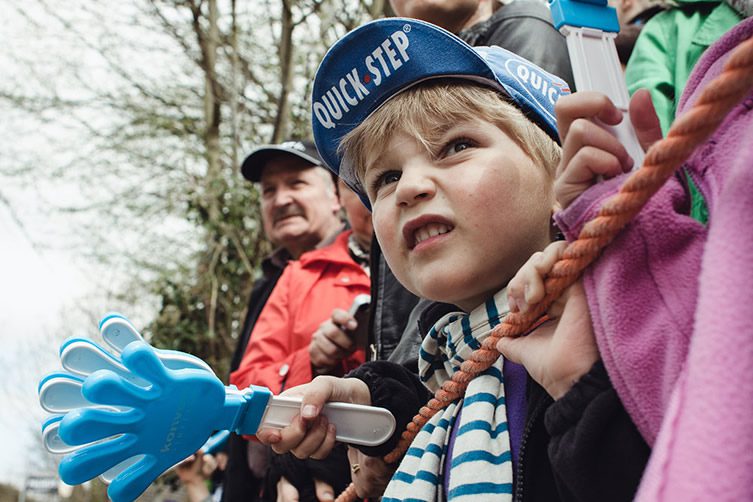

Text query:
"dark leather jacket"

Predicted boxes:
[[459, 0, 576, 90], [365, 239, 420, 362]]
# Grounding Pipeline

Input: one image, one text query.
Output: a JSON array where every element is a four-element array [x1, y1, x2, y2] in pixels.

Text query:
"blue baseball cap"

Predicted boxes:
[[311, 18, 571, 202]]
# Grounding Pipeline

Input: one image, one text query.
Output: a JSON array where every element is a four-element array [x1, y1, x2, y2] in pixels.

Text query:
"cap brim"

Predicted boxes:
[[241, 146, 322, 182]]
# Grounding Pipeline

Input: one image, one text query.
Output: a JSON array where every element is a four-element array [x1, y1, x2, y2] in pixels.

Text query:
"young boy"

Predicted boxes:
[[258, 18, 648, 501]]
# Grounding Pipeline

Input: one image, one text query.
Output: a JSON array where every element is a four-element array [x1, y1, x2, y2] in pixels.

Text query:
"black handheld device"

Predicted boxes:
[[346, 294, 371, 350]]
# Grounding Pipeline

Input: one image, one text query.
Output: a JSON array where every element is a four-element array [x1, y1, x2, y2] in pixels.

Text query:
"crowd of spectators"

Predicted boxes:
[[171, 1, 753, 500]]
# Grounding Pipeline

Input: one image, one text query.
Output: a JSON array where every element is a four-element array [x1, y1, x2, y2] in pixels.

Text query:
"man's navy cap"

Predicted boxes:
[[241, 140, 323, 182], [311, 18, 571, 200]]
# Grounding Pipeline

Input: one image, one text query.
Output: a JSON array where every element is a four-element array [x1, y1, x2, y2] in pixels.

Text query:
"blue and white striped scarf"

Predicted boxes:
[[382, 290, 512, 501]]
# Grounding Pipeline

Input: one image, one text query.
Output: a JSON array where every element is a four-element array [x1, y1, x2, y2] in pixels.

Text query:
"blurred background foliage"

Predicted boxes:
[[1, 0, 392, 379]]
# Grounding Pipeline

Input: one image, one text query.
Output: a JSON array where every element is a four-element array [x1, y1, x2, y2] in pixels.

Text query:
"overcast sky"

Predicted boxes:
[[0, 0, 163, 488], [0, 202, 90, 486]]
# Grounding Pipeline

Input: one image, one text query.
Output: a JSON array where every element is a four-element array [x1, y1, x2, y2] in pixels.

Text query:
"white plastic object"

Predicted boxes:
[[100, 457, 144, 484], [42, 417, 120, 455], [39, 373, 124, 413], [259, 395, 396, 447], [43, 418, 80, 454], [100, 316, 214, 374], [60, 340, 137, 382], [39, 375, 93, 413], [99, 315, 144, 352], [560, 25, 645, 168]]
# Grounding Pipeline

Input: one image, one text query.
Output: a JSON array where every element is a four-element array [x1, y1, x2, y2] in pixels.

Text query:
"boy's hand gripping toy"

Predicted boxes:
[[549, 0, 645, 167], [39, 314, 396, 502]]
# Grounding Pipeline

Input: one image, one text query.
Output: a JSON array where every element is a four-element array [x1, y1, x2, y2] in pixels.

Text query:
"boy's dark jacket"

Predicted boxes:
[[365, 239, 420, 362], [349, 304, 649, 502]]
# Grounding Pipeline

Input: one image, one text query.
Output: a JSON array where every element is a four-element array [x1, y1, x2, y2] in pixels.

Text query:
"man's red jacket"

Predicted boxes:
[[230, 230, 369, 393]]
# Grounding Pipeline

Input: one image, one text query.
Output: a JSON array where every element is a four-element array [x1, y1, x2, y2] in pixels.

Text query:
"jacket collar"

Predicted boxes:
[[298, 230, 361, 269]]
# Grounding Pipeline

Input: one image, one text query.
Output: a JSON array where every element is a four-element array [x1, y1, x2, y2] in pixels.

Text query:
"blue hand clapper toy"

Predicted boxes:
[[39, 314, 396, 501]]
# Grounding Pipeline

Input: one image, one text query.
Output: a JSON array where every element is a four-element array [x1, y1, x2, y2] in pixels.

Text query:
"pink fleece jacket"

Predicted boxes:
[[555, 17, 753, 500]]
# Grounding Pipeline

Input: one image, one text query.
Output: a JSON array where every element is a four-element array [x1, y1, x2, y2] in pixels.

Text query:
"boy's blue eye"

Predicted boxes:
[[383, 172, 401, 185], [442, 137, 476, 157], [369, 170, 401, 196], [453, 142, 470, 153]]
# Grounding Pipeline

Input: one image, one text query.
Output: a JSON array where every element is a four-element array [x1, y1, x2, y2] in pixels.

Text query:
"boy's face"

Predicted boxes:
[[363, 118, 554, 311]]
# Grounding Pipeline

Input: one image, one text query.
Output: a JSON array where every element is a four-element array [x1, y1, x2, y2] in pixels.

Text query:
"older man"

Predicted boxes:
[[224, 140, 344, 502], [228, 140, 344, 373]]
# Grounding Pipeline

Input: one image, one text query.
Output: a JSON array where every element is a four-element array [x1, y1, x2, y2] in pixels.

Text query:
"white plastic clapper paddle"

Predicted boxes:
[[99, 314, 214, 374], [550, 0, 645, 168]]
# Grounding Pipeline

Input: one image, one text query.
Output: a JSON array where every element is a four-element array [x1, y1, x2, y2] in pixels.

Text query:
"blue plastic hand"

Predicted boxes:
[[39, 314, 216, 485], [57, 340, 228, 502]]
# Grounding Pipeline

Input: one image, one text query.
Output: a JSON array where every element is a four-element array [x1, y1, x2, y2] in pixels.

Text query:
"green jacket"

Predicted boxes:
[[625, 0, 742, 134], [625, 0, 741, 223]]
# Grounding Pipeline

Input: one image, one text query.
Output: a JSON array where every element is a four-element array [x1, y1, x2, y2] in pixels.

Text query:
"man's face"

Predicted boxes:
[[389, 0, 481, 33], [338, 179, 373, 250], [259, 157, 342, 256]]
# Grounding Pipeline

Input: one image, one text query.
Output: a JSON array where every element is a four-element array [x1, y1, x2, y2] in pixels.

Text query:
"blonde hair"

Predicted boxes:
[[339, 80, 561, 190]]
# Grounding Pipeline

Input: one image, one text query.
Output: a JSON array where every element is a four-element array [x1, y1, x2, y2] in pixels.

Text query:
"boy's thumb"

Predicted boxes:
[[496, 336, 524, 366]]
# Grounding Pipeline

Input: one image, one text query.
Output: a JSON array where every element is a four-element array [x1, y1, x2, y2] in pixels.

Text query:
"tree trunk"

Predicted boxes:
[[203, 0, 222, 340], [271, 0, 295, 143], [230, 0, 240, 170]]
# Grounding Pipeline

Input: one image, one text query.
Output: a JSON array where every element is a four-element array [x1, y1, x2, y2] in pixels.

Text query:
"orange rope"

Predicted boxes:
[[337, 34, 753, 501]]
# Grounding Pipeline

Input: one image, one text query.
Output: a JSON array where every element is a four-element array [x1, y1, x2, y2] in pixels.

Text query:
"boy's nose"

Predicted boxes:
[[395, 167, 436, 207]]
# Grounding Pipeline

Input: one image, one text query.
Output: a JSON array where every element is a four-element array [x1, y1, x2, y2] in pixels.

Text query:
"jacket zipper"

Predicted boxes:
[[683, 166, 710, 223], [514, 397, 548, 502]]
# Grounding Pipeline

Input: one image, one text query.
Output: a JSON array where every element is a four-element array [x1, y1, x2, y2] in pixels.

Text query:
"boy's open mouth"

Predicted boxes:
[[403, 216, 454, 250]]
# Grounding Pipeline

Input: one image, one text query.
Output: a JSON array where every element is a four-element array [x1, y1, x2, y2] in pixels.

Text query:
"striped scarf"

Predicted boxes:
[[382, 290, 512, 501]]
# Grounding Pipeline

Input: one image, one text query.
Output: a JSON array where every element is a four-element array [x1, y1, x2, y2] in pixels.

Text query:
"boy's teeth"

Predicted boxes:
[[415, 228, 428, 245], [414, 223, 451, 246]]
